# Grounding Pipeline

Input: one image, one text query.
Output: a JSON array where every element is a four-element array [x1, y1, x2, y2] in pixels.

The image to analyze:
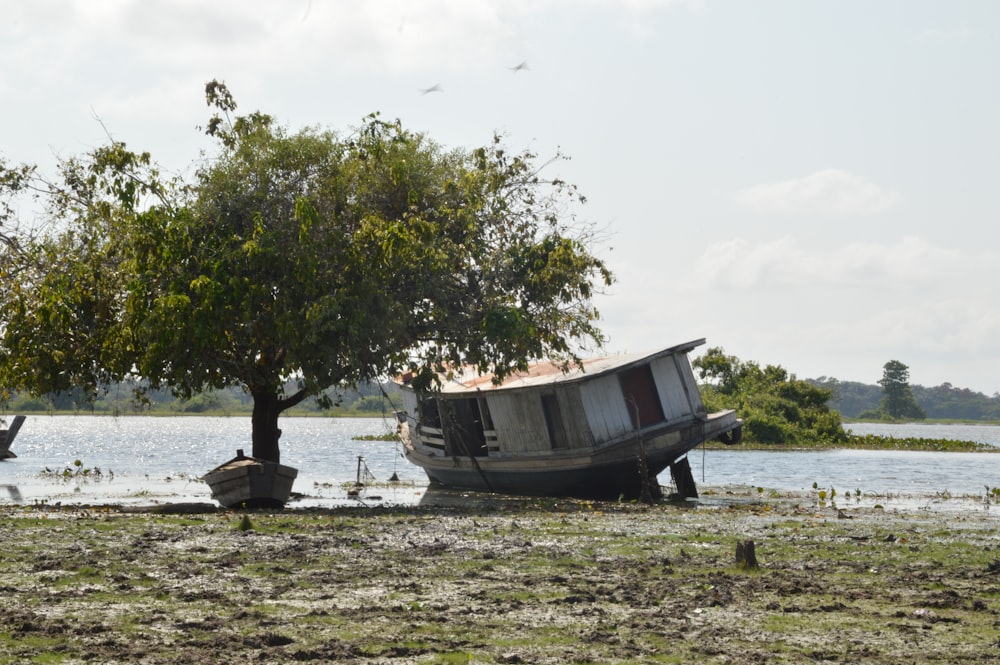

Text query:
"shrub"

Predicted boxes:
[[695, 347, 846, 446], [742, 413, 789, 444]]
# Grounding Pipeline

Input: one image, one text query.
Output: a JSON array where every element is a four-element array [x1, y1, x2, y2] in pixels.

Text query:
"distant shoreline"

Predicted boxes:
[[7, 411, 999, 452]]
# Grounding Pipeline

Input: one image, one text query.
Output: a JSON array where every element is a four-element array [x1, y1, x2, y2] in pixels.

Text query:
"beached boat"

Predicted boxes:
[[203, 449, 298, 509], [1, 415, 26, 460], [395, 339, 742, 500]]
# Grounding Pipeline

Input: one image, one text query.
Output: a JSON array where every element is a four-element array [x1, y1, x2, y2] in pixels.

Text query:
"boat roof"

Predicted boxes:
[[402, 338, 706, 395]]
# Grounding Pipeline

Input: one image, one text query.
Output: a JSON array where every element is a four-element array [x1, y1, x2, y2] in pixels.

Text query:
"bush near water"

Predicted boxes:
[[695, 348, 848, 446], [694, 348, 995, 451]]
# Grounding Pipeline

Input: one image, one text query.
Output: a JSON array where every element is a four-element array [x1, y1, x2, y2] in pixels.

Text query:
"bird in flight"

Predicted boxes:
[[509, 61, 529, 73], [419, 84, 443, 95]]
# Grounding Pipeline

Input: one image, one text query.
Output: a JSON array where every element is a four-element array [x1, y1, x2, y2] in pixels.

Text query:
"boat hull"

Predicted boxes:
[[0, 415, 26, 460], [204, 451, 298, 509], [404, 411, 740, 500]]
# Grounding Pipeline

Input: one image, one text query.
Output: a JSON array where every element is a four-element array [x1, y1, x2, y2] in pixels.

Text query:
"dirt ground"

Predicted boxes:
[[2, 487, 999, 664]]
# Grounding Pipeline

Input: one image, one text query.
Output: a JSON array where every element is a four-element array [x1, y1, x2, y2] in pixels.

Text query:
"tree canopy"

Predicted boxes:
[[0, 81, 613, 462], [693, 347, 846, 445], [876, 360, 926, 420]]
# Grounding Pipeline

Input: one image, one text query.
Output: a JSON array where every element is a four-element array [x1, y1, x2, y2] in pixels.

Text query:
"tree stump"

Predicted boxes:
[[736, 539, 759, 569]]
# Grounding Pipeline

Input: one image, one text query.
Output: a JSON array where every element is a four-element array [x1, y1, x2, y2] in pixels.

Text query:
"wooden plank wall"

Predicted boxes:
[[651, 355, 691, 421], [579, 374, 632, 444], [486, 392, 552, 453], [487, 387, 595, 454], [554, 386, 595, 450], [400, 390, 419, 421], [676, 355, 707, 415]]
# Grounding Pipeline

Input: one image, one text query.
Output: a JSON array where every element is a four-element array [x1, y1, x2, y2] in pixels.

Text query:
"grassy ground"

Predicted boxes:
[[2, 488, 999, 664]]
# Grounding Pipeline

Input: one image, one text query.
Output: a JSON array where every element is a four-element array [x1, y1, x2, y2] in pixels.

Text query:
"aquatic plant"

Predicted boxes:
[[351, 432, 399, 442], [844, 433, 991, 452], [38, 459, 111, 482], [812, 482, 838, 508]]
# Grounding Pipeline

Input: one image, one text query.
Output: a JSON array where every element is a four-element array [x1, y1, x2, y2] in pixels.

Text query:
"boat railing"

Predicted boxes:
[[417, 425, 446, 453], [484, 429, 499, 453]]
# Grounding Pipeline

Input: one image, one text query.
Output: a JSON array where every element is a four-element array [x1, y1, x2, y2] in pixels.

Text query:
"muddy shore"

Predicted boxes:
[[2, 487, 999, 664]]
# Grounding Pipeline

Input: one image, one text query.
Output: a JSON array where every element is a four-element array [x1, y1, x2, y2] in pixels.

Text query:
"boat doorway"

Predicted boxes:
[[441, 398, 490, 458], [620, 365, 665, 429], [541, 393, 569, 450]]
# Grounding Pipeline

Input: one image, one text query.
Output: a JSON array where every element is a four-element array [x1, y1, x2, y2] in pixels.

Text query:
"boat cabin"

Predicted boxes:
[[398, 339, 709, 459]]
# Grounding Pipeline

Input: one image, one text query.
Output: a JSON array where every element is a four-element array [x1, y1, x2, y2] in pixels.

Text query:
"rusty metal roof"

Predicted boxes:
[[402, 338, 706, 394]]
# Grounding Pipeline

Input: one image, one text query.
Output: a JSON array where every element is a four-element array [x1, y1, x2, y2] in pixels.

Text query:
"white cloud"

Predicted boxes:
[[3, 0, 701, 81], [736, 169, 902, 216], [696, 235, 965, 290], [1, 1, 509, 83]]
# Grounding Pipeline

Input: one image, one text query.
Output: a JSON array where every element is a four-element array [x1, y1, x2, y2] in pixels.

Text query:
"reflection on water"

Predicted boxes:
[[0, 415, 998, 506]]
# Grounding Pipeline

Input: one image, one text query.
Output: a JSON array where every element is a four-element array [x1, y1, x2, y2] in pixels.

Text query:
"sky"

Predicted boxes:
[[3, 0, 999, 394]]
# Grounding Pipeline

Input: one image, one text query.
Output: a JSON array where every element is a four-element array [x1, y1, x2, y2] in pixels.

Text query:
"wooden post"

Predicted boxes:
[[669, 456, 699, 499], [735, 539, 759, 569]]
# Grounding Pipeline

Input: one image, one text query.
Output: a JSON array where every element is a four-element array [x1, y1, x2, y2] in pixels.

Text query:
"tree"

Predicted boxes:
[[0, 155, 45, 409], [877, 360, 925, 420], [0, 157, 36, 254], [694, 347, 845, 444], [0, 81, 613, 463]]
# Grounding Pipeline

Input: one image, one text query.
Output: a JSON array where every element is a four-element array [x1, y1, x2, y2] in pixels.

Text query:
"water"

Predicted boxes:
[[1, 415, 423, 507], [1, 415, 999, 507], [844, 421, 1000, 447]]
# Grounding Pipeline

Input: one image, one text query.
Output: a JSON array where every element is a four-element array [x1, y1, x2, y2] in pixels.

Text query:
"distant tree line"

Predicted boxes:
[[9, 352, 998, 429], [3, 380, 404, 417], [810, 375, 1000, 421]]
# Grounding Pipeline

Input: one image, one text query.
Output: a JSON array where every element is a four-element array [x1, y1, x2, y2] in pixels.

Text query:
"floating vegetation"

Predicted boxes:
[[715, 433, 996, 452], [38, 459, 112, 482], [340, 479, 416, 492], [351, 432, 399, 442], [812, 482, 838, 508], [844, 433, 994, 452], [985, 486, 1000, 504], [164, 472, 204, 484]]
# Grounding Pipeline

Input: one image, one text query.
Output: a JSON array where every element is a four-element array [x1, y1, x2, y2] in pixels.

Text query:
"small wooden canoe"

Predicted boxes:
[[203, 449, 298, 509]]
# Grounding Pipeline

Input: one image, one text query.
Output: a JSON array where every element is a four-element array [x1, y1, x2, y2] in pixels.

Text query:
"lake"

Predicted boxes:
[[844, 421, 1000, 447], [2, 415, 999, 507]]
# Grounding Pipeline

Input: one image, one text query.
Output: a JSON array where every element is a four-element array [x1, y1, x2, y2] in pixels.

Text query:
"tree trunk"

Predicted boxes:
[[250, 387, 311, 463], [251, 390, 283, 463]]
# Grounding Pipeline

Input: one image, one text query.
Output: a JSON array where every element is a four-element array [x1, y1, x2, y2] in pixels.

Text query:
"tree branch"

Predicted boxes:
[[277, 388, 309, 412]]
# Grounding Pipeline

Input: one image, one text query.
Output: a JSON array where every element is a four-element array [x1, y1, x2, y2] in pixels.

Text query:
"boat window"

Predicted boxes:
[[620, 365, 666, 429]]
